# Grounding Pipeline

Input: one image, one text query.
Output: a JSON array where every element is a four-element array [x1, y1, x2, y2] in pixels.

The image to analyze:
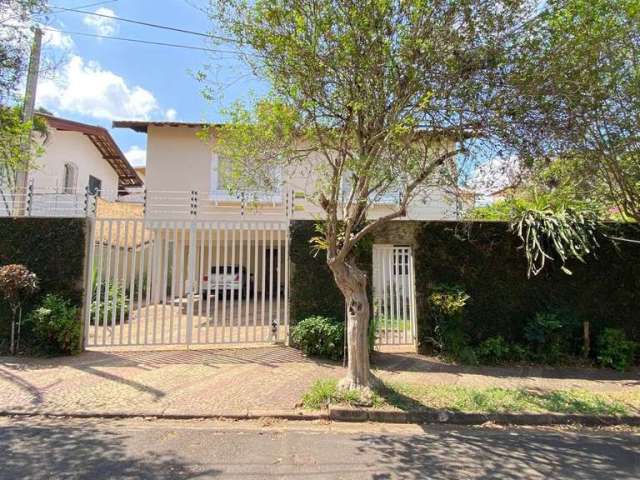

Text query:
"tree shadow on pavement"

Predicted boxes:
[[1, 420, 220, 480], [356, 426, 640, 480]]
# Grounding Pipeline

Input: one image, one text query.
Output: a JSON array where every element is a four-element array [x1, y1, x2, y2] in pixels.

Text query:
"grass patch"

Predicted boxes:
[[302, 379, 384, 409], [303, 379, 636, 416]]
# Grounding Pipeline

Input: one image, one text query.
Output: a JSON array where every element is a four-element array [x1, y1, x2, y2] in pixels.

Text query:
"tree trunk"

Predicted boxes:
[[328, 257, 371, 390]]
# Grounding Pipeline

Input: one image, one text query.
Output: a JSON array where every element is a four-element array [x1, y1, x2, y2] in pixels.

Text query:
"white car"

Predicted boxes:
[[202, 266, 254, 300]]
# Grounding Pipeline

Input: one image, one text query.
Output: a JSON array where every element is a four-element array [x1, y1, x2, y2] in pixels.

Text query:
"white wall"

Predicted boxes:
[[30, 128, 120, 198], [144, 125, 466, 221]]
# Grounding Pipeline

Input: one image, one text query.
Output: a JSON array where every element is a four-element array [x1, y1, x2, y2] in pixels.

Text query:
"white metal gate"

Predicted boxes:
[[372, 245, 417, 346], [84, 218, 289, 347]]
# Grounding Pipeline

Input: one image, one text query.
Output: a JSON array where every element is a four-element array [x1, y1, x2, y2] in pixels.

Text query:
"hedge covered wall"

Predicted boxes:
[[0, 218, 87, 339], [289, 220, 640, 347]]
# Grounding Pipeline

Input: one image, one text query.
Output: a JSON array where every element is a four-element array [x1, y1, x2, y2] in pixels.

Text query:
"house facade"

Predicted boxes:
[[1, 114, 143, 217]]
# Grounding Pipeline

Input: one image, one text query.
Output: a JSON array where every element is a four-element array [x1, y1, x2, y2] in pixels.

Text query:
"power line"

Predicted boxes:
[[40, 26, 244, 54], [48, 5, 236, 43]]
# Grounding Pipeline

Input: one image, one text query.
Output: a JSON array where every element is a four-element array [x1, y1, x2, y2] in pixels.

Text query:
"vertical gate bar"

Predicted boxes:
[[244, 222, 252, 343], [82, 218, 97, 348], [371, 246, 379, 346], [238, 221, 244, 343], [206, 225, 213, 343], [229, 224, 236, 343], [378, 247, 385, 345], [197, 225, 205, 344], [135, 220, 146, 346], [177, 222, 186, 344], [109, 220, 122, 346], [151, 227, 160, 345], [144, 225, 154, 344], [283, 222, 289, 345], [221, 223, 228, 343], [169, 223, 178, 344], [400, 248, 408, 344], [252, 224, 258, 342], [260, 224, 267, 341], [276, 226, 281, 341], [268, 225, 274, 339], [213, 222, 221, 344], [186, 220, 197, 347], [93, 220, 105, 346], [127, 220, 138, 346], [408, 248, 417, 346], [161, 224, 169, 345], [386, 246, 394, 345], [101, 220, 113, 345], [119, 220, 130, 345], [393, 247, 401, 344]]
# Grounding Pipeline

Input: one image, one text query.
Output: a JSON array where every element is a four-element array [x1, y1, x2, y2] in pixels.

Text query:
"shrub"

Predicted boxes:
[[524, 311, 580, 364], [27, 294, 81, 355], [291, 315, 344, 360], [476, 336, 511, 365], [428, 285, 470, 361], [91, 283, 129, 325], [596, 328, 637, 371]]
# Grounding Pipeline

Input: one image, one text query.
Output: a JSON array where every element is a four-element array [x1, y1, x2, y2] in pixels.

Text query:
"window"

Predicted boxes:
[[210, 153, 282, 199], [88, 175, 102, 196], [63, 162, 78, 193]]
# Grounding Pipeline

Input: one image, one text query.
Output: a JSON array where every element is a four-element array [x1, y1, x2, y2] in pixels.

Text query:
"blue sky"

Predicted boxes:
[[35, 0, 266, 167]]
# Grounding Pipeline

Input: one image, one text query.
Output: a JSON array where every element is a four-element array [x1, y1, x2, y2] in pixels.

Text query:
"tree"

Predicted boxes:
[[206, 0, 535, 391], [0, 105, 46, 187], [497, 0, 640, 223], [0, 0, 46, 103]]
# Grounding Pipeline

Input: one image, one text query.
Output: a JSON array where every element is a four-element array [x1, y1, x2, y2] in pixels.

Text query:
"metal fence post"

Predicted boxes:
[[25, 181, 34, 216]]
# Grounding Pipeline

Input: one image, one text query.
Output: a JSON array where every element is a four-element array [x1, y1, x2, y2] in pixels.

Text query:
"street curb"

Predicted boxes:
[[0, 410, 329, 422], [328, 407, 640, 426]]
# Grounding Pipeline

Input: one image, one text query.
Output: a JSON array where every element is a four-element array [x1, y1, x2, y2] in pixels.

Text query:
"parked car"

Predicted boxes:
[[202, 266, 254, 300]]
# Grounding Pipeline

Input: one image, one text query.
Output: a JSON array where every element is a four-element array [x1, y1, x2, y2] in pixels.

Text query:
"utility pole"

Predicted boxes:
[[14, 27, 42, 215]]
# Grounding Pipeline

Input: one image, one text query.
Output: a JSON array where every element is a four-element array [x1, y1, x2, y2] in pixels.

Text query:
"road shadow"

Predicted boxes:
[[356, 426, 640, 479], [1, 420, 220, 479]]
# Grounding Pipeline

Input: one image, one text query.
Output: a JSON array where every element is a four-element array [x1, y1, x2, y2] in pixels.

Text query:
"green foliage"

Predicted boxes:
[[302, 378, 383, 410], [26, 294, 81, 355], [90, 283, 129, 326], [596, 329, 637, 372], [428, 285, 471, 361], [476, 336, 512, 365], [291, 316, 344, 361], [513, 208, 602, 277], [524, 311, 580, 364]]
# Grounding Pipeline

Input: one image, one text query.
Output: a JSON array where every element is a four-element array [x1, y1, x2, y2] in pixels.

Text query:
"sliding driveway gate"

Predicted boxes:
[[84, 218, 289, 347]]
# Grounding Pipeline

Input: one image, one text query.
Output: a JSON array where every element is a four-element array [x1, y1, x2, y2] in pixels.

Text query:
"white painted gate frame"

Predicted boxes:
[[372, 244, 418, 347], [83, 217, 290, 348]]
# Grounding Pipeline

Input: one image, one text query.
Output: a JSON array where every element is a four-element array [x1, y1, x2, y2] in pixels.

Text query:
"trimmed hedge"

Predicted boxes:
[[0, 218, 87, 344], [289, 220, 640, 354]]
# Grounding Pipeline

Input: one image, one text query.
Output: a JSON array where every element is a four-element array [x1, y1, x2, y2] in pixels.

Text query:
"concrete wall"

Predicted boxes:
[[30, 128, 120, 198]]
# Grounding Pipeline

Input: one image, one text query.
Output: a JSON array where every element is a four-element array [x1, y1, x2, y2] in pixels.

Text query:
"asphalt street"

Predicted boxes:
[[0, 417, 638, 479]]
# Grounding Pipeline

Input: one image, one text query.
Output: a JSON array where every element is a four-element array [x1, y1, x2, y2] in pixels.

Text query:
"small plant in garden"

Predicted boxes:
[[291, 316, 344, 360], [524, 311, 580, 364], [596, 328, 637, 371], [476, 336, 512, 365], [0, 264, 38, 354], [91, 283, 129, 325], [427, 285, 471, 362], [27, 294, 81, 355]]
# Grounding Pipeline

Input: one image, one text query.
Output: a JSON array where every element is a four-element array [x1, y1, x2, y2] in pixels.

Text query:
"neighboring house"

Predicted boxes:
[[11, 114, 143, 216], [113, 120, 469, 221]]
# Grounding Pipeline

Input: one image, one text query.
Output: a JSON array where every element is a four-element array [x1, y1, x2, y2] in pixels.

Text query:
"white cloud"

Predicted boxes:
[[82, 7, 118, 37], [37, 55, 160, 120], [125, 145, 146, 167], [43, 27, 74, 49], [165, 108, 177, 121]]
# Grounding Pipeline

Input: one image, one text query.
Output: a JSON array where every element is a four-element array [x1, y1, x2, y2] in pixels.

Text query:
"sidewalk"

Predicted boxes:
[[0, 347, 637, 417]]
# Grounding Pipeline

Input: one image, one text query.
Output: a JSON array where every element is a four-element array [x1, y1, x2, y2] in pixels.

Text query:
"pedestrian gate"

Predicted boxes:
[[84, 218, 289, 347], [372, 245, 417, 346]]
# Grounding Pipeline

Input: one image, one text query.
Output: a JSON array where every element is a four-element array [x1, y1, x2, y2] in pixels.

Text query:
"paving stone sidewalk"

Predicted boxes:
[[0, 347, 637, 417]]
